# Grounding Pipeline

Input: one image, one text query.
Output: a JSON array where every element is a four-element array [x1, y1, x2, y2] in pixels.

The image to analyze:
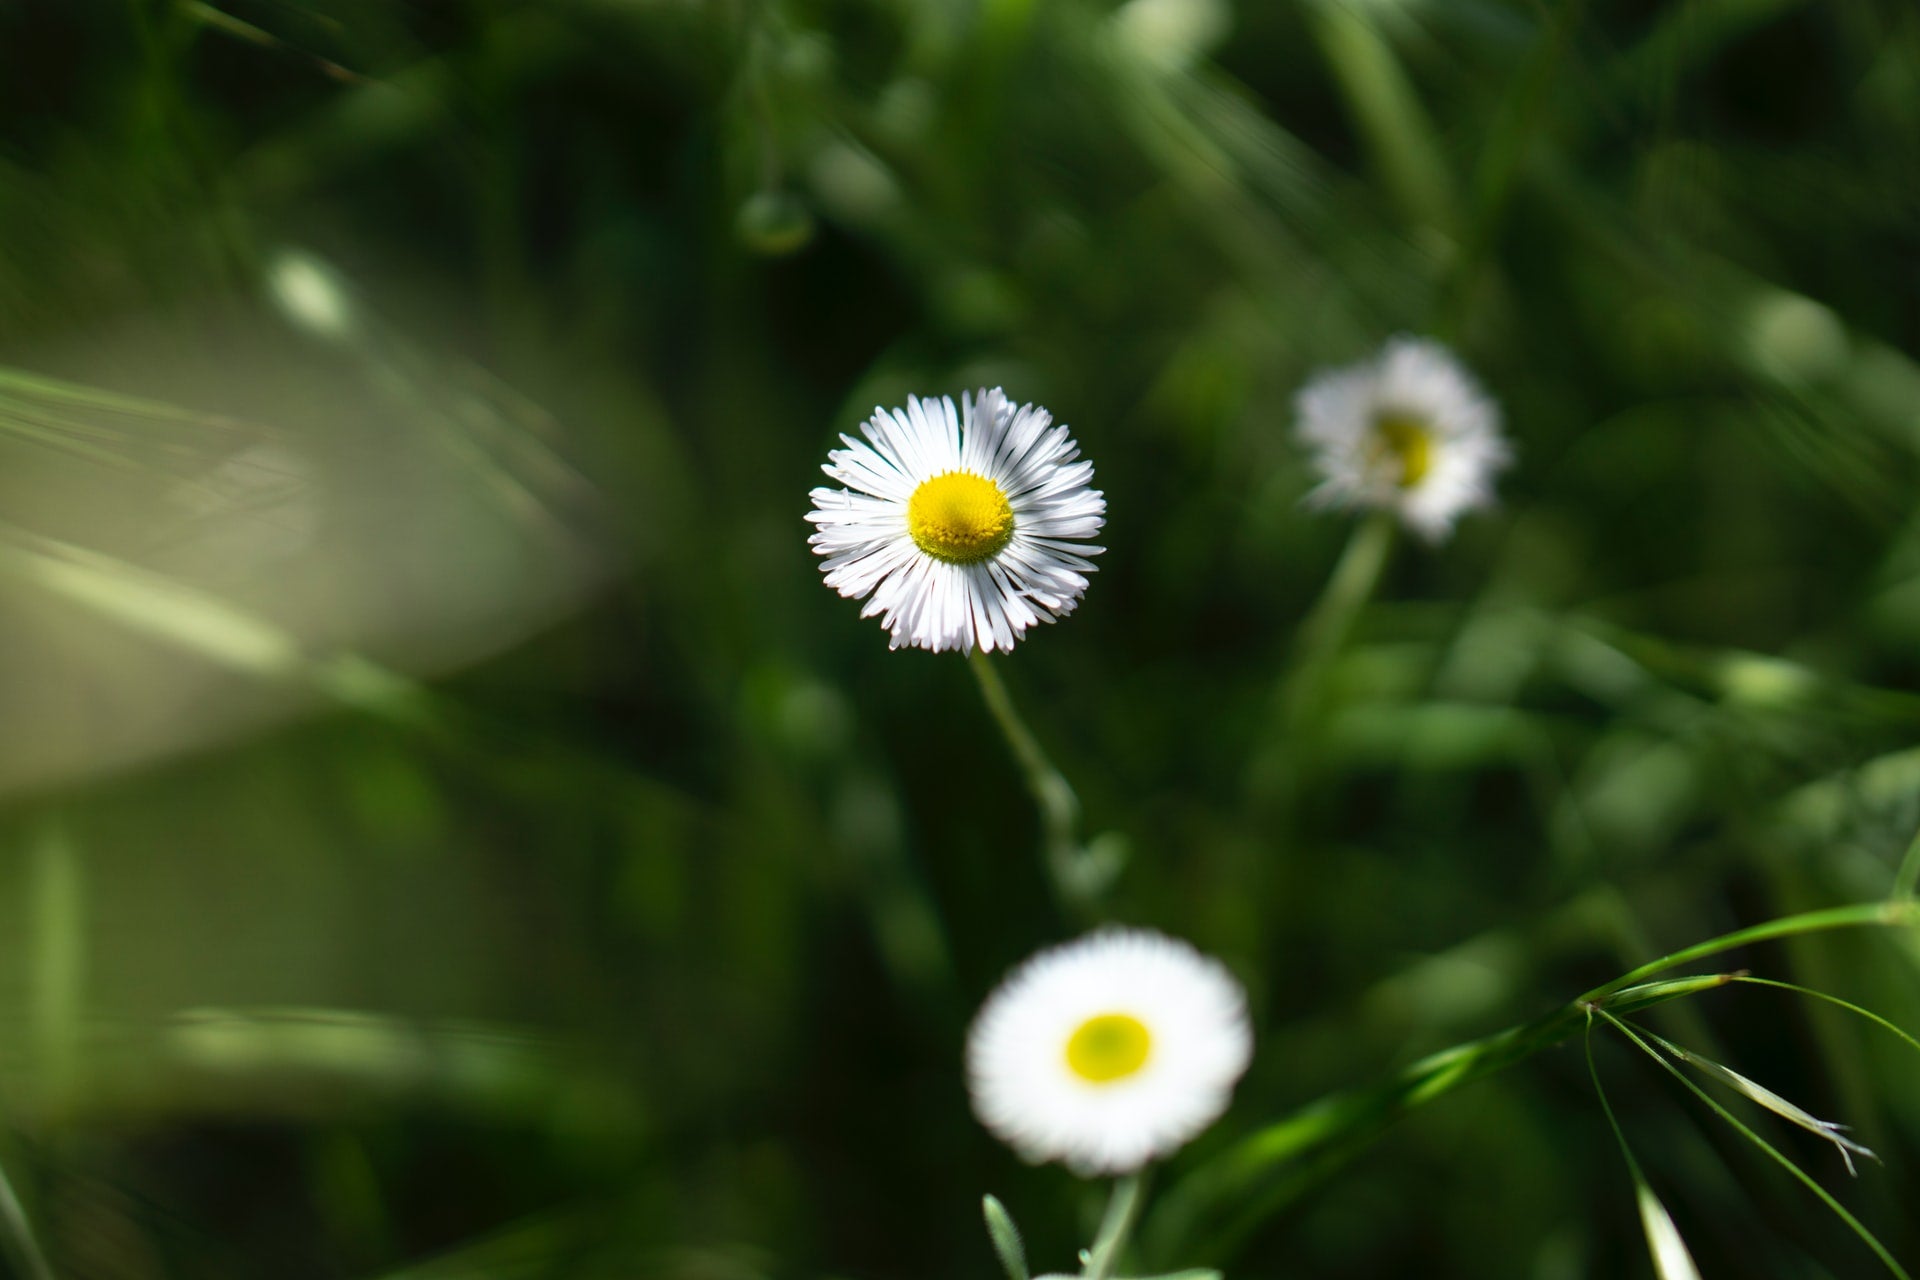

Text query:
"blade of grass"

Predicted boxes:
[[1305, 0, 1455, 231], [1637, 1027, 1876, 1176], [1584, 900, 1918, 1003], [1145, 900, 1917, 1265], [1894, 824, 1920, 901], [1731, 976, 1920, 1060], [1600, 1011, 1912, 1280], [1585, 1016, 1703, 1280], [0, 520, 433, 726]]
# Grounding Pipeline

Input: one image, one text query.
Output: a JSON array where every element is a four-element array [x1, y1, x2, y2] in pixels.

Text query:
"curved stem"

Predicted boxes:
[[967, 650, 1096, 915]]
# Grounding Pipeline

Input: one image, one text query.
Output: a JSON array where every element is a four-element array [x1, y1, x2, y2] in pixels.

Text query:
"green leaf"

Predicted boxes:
[[982, 1195, 1030, 1280]]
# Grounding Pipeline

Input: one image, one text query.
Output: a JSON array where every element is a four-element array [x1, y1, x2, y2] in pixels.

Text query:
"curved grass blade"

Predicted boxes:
[[1586, 1015, 1702, 1280], [1638, 1028, 1876, 1176], [0, 520, 431, 725], [1732, 977, 1920, 1061], [1145, 904, 1915, 1267], [1586, 901, 1919, 1003], [1600, 1011, 1912, 1280]]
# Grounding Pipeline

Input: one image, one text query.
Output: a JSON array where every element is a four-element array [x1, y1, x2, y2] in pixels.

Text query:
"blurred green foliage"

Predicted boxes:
[[2, 0, 1920, 1276]]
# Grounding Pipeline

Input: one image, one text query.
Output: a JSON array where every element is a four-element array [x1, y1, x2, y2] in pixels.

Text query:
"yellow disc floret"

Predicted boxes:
[[1370, 413, 1435, 489], [907, 471, 1015, 564], [1065, 1012, 1153, 1084]]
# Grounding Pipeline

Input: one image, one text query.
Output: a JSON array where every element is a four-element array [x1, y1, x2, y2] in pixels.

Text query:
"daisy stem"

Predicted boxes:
[[967, 649, 1094, 915], [1290, 511, 1396, 711], [1253, 512, 1396, 801], [1082, 1172, 1145, 1280]]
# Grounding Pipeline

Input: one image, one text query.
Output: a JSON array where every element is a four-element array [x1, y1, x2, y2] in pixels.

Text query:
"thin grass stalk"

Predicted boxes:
[[1304, 0, 1454, 231], [1585, 1016, 1702, 1280], [1893, 823, 1920, 901], [1731, 976, 1920, 1060], [1599, 1011, 1912, 1280], [1584, 901, 1918, 1003], [1145, 900, 1919, 1265]]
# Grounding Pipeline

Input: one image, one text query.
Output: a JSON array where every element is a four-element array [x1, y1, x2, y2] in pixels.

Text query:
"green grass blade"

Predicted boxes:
[[1639, 1028, 1876, 1176], [1732, 977, 1920, 1061], [1586, 1016, 1703, 1280], [1601, 1012, 1912, 1280], [1583, 901, 1919, 1003]]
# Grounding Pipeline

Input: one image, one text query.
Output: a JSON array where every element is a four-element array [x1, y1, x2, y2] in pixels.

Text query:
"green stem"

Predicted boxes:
[[967, 649, 1094, 914], [1892, 822, 1920, 901], [1291, 512, 1396, 707], [1580, 901, 1914, 1003], [1083, 1173, 1145, 1280], [1143, 900, 1919, 1265], [1249, 511, 1395, 806]]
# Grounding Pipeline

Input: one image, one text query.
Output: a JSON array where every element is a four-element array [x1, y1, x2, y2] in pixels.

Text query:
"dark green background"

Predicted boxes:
[[1, 0, 1919, 1276]]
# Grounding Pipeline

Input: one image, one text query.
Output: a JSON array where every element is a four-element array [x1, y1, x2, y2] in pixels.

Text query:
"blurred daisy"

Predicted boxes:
[[806, 389, 1105, 653], [1294, 336, 1510, 540], [967, 928, 1252, 1174]]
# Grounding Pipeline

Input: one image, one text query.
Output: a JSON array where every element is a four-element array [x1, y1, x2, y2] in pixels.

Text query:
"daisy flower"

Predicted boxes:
[[806, 388, 1106, 653], [966, 928, 1252, 1174], [1293, 336, 1511, 540]]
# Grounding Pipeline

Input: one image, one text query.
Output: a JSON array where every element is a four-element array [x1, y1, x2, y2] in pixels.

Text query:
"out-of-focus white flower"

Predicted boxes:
[[966, 928, 1252, 1174], [1294, 336, 1510, 540], [806, 388, 1105, 653]]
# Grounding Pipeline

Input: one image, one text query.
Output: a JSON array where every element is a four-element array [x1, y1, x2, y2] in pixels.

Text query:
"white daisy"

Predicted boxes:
[[966, 928, 1252, 1174], [1293, 336, 1511, 540], [806, 388, 1106, 653]]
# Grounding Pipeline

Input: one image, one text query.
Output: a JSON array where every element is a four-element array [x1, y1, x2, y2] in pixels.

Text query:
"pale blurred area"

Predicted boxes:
[[0, 251, 611, 796], [0, 255, 637, 1153]]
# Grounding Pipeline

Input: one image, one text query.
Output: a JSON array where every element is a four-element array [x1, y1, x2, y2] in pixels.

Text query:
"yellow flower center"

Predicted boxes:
[[907, 471, 1015, 564], [1065, 1012, 1153, 1084], [1370, 413, 1435, 488]]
